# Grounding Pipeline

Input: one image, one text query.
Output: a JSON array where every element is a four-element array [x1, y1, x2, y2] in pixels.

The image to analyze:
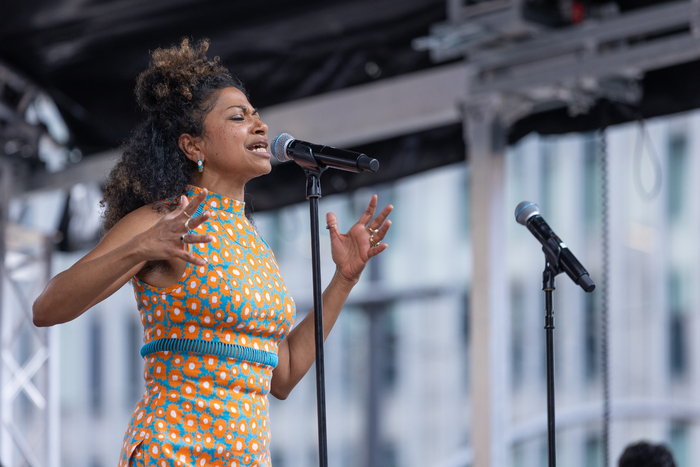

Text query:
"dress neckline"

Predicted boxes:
[[188, 185, 245, 216]]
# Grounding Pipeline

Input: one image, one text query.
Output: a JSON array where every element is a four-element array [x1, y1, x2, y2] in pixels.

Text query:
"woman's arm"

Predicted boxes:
[[271, 195, 392, 399], [32, 191, 212, 327]]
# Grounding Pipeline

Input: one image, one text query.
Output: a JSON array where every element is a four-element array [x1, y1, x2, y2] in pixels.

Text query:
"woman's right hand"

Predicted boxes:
[[134, 189, 215, 266], [33, 188, 215, 326]]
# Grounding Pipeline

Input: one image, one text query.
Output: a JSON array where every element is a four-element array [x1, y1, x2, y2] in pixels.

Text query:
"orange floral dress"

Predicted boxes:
[[118, 186, 295, 467]]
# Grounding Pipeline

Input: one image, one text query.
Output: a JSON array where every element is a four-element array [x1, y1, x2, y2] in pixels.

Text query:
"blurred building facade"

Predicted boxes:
[[9, 109, 700, 467]]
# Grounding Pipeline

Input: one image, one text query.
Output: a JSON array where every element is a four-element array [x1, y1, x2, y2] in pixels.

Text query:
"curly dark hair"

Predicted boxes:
[[618, 441, 676, 467], [101, 37, 246, 231]]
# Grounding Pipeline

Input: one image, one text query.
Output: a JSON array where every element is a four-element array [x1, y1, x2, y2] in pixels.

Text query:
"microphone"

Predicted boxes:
[[271, 133, 379, 173], [515, 201, 595, 293]]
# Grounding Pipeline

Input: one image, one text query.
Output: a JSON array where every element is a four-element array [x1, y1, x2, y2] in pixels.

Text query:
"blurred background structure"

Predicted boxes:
[[2, 0, 700, 466]]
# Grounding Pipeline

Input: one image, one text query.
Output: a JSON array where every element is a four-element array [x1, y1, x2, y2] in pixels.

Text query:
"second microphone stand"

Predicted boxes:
[[542, 259, 559, 467]]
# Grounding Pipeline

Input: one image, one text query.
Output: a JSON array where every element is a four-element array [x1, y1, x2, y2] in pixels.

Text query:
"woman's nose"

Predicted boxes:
[[254, 118, 268, 134]]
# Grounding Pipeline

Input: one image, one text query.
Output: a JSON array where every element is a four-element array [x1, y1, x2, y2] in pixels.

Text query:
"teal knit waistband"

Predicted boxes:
[[140, 338, 278, 368]]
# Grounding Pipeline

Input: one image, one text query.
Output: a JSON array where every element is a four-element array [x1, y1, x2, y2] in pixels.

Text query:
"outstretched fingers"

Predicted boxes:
[[183, 212, 211, 232], [170, 189, 212, 265], [180, 233, 215, 245], [368, 240, 388, 258], [177, 230, 214, 266], [326, 211, 340, 238], [357, 195, 378, 226], [166, 195, 189, 220], [371, 218, 392, 242], [175, 189, 208, 219], [367, 204, 393, 232], [164, 189, 208, 222], [175, 244, 209, 266]]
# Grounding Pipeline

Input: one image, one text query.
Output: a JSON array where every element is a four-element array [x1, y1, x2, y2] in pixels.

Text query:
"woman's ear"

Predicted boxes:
[[178, 133, 202, 163]]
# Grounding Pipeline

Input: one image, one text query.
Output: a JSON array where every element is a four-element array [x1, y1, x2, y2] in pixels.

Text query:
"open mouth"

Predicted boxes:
[[248, 142, 268, 153]]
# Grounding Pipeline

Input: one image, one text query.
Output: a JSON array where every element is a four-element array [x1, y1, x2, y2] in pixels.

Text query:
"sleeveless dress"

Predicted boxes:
[[118, 186, 296, 467]]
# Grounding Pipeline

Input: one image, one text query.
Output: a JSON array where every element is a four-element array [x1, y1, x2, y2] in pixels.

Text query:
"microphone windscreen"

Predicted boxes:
[[515, 201, 540, 225], [271, 133, 294, 162]]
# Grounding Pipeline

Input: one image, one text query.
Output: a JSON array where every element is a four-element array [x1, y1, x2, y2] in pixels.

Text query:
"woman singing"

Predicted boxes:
[[32, 38, 392, 467]]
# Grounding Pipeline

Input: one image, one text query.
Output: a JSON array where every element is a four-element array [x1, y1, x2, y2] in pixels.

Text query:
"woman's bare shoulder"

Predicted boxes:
[[109, 204, 173, 234]]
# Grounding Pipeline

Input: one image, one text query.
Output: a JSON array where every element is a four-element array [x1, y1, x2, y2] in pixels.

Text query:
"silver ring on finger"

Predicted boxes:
[[180, 234, 186, 244]]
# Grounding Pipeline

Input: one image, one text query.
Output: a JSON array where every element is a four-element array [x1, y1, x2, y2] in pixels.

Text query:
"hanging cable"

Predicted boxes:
[[598, 127, 611, 467], [632, 119, 663, 202]]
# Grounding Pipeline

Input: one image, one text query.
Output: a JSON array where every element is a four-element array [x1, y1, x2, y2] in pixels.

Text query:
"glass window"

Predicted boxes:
[[585, 434, 603, 467], [584, 292, 598, 382], [583, 133, 601, 231], [668, 271, 687, 378], [670, 422, 689, 467], [89, 316, 103, 415], [127, 313, 144, 406], [667, 133, 687, 222], [511, 282, 525, 389], [540, 138, 555, 214]]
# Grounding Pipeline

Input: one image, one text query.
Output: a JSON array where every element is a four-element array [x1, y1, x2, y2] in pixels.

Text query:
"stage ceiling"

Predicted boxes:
[[2, 0, 700, 210]]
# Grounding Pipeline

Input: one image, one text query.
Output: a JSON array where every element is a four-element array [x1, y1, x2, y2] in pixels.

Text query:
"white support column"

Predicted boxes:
[[0, 160, 10, 466], [465, 95, 511, 467], [0, 159, 58, 467], [466, 93, 533, 467]]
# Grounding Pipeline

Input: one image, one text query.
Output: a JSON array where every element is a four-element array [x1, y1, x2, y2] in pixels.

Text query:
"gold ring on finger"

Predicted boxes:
[[183, 210, 192, 219], [367, 226, 378, 234], [370, 237, 380, 248], [185, 218, 193, 230]]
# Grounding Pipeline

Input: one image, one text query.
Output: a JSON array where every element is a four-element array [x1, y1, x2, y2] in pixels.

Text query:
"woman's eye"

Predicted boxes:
[[230, 116, 244, 121]]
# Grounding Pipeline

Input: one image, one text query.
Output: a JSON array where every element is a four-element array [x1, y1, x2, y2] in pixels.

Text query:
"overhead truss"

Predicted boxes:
[[415, 0, 700, 119]]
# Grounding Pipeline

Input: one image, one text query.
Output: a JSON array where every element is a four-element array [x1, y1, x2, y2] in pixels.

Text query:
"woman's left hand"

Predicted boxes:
[[326, 195, 393, 284]]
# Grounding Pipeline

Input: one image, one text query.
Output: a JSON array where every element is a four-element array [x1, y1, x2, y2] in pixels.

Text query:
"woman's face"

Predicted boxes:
[[197, 87, 271, 183]]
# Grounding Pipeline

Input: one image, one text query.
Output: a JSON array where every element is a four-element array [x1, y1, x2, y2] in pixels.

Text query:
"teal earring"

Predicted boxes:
[[197, 158, 203, 172]]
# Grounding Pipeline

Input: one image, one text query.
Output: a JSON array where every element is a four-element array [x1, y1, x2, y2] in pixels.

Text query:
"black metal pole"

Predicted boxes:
[[366, 305, 383, 467], [543, 262, 557, 467], [306, 172, 329, 467]]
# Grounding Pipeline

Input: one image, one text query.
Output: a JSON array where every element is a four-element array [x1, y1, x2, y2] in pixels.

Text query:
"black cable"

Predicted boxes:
[[599, 127, 611, 467], [632, 119, 663, 202]]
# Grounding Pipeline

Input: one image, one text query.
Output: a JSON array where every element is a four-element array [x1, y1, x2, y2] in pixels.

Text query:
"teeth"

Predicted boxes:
[[251, 147, 267, 153]]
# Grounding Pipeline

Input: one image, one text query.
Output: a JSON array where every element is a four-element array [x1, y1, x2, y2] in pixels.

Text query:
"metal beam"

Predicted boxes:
[[25, 150, 120, 194], [261, 62, 469, 147], [25, 63, 470, 194], [509, 398, 700, 445], [472, 33, 700, 95], [416, 0, 700, 116], [471, 1, 693, 67]]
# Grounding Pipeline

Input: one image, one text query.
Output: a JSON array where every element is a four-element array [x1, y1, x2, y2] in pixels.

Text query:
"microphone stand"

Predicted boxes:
[[282, 139, 379, 467], [516, 202, 595, 467], [292, 142, 330, 467], [542, 258, 559, 467], [306, 168, 329, 467]]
